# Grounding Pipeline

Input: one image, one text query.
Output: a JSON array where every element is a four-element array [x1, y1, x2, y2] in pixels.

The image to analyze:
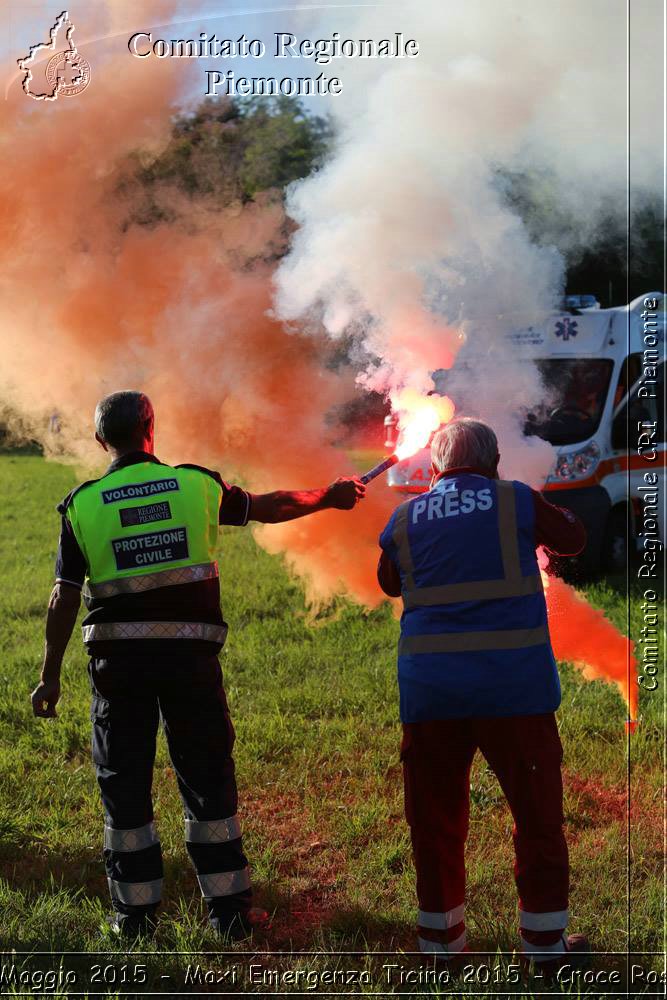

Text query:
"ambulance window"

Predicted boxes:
[[526, 359, 613, 445], [614, 353, 643, 408]]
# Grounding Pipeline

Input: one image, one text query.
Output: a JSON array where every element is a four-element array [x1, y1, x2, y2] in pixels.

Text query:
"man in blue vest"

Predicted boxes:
[[378, 417, 588, 975], [31, 390, 365, 942]]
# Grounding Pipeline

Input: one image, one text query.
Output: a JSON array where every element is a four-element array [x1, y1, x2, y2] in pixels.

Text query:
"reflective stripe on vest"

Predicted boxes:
[[399, 625, 549, 655], [67, 462, 221, 586], [396, 481, 542, 607], [82, 621, 228, 644], [392, 501, 416, 591], [85, 561, 219, 600], [403, 573, 542, 608]]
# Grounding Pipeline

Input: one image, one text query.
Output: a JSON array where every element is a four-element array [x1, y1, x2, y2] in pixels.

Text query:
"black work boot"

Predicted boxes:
[[108, 910, 158, 942], [563, 933, 590, 960], [525, 933, 591, 983], [210, 906, 270, 942]]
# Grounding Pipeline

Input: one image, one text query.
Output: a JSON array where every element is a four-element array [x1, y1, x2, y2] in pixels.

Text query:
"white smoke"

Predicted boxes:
[[274, 0, 662, 484]]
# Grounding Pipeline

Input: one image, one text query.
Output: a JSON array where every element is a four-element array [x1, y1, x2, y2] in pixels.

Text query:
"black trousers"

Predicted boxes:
[[89, 654, 251, 922]]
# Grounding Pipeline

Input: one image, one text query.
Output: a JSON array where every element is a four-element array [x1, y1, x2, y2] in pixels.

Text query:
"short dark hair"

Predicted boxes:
[[94, 391, 153, 449]]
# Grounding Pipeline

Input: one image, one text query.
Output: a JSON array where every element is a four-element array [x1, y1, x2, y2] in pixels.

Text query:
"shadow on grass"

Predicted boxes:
[[0, 838, 210, 943], [259, 888, 412, 953], [4, 867, 654, 998], [250, 881, 514, 959]]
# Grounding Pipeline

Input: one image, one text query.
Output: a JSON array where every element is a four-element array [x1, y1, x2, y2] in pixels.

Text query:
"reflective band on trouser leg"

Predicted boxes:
[[197, 868, 251, 898], [520, 908, 568, 962], [108, 878, 163, 906], [418, 903, 465, 929], [82, 621, 228, 644], [520, 908, 569, 931], [417, 903, 466, 956], [104, 822, 159, 853], [185, 815, 241, 844], [418, 929, 467, 955]]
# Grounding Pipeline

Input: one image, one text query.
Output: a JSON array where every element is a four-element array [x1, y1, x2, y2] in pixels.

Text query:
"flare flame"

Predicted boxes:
[[391, 389, 456, 461]]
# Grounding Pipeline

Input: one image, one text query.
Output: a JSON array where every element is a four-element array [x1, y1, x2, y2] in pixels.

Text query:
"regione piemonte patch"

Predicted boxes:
[[119, 501, 172, 527]]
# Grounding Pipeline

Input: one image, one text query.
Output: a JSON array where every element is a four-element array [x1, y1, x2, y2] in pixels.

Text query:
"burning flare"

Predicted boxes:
[[360, 392, 455, 484], [391, 388, 455, 460]]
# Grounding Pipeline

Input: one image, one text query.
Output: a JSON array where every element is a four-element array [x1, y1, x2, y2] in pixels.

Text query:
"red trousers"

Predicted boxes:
[[401, 713, 569, 960]]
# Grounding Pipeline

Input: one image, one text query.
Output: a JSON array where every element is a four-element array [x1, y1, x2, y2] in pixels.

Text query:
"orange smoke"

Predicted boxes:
[[539, 553, 638, 719], [0, 1, 397, 606], [1, 2, 639, 718]]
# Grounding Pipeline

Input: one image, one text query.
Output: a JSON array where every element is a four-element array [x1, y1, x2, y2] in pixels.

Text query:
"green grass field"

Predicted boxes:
[[0, 454, 663, 997]]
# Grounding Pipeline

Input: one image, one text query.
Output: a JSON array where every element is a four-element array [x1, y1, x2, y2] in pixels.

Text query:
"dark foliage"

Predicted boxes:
[[123, 96, 331, 216]]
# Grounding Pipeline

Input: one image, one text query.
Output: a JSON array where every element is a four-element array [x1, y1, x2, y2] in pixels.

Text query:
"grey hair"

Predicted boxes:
[[94, 391, 153, 448], [431, 418, 499, 474]]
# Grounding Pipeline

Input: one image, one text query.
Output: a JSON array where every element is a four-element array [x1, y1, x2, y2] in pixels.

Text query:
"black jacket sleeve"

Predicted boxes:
[[55, 516, 87, 588]]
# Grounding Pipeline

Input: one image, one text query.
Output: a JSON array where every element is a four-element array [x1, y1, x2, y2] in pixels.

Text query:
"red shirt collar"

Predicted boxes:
[[433, 465, 495, 483]]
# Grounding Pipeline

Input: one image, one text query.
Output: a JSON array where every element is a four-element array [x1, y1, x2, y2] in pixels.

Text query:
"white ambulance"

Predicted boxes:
[[385, 292, 665, 572]]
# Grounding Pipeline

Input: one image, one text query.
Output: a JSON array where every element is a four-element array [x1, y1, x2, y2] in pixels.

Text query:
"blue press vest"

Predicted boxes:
[[379, 474, 560, 722]]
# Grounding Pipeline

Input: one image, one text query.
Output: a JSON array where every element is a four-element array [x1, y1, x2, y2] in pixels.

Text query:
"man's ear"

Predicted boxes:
[[95, 432, 108, 453]]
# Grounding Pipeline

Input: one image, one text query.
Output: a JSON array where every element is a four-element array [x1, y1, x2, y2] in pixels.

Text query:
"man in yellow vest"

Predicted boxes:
[[31, 390, 365, 941]]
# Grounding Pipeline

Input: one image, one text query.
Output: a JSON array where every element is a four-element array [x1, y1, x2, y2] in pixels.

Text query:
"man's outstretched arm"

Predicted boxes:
[[249, 477, 365, 523], [31, 583, 81, 718]]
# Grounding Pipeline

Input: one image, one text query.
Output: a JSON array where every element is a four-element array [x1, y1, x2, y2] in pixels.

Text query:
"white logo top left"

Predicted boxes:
[[17, 10, 91, 101]]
